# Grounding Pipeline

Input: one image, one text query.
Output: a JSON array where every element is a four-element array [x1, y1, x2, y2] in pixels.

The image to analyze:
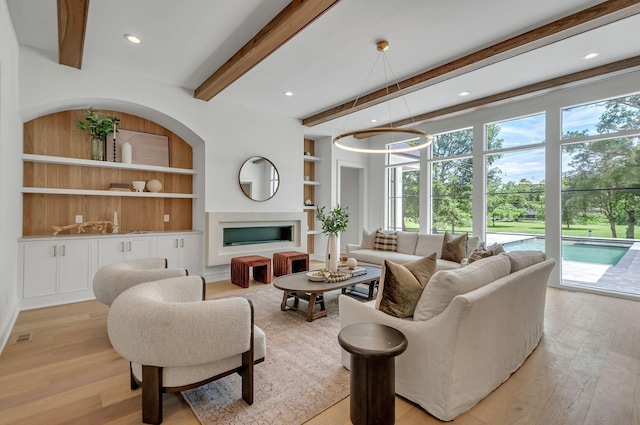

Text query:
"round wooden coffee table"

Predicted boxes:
[[338, 322, 407, 425]]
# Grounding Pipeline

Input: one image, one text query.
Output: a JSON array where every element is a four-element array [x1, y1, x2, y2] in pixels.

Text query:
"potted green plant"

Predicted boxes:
[[315, 205, 349, 271], [76, 108, 120, 161]]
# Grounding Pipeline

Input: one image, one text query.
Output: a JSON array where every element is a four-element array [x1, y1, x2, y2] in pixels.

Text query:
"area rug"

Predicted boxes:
[[182, 286, 350, 425]]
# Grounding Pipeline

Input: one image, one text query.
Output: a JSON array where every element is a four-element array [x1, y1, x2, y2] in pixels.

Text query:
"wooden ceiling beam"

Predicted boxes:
[[57, 0, 90, 69], [352, 55, 640, 139], [303, 0, 640, 127], [195, 0, 340, 101]]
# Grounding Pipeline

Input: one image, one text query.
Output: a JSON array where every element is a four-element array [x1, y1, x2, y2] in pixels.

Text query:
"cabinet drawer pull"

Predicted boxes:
[[120, 242, 124, 252], [175, 239, 179, 248], [53, 246, 57, 257], [127, 241, 132, 251], [61, 245, 66, 256], [181, 238, 185, 248]]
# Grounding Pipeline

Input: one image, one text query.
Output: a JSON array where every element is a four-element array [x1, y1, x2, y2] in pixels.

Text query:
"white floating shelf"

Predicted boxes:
[[303, 181, 321, 186], [303, 206, 316, 211], [303, 155, 321, 162], [22, 187, 196, 199], [306, 230, 322, 235], [22, 154, 197, 175]]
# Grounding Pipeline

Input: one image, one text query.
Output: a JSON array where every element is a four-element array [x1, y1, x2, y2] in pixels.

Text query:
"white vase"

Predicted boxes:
[[326, 233, 339, 272]]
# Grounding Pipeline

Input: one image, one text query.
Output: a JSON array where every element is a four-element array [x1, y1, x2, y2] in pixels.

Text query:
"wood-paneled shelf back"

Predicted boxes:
[[22, 109, 194, 236]]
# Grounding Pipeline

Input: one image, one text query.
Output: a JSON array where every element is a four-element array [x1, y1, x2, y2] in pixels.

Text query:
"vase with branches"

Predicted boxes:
[[76, 108, 120, 161], [315, 205, 349, 271]]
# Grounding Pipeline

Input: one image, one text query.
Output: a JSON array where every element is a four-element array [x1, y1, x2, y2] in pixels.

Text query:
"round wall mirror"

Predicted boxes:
[[238, 156, 280, 201]]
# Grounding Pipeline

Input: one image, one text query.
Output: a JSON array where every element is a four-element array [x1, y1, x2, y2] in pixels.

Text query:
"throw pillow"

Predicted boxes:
[[361, 228, 378, 249], [469, 243, 505, 263], [440, 231, 468, 263], [376, 253, 438, 318], [374, 229, 398, 252], [413, 254, 511, 321], [505, 250, 547, 272]]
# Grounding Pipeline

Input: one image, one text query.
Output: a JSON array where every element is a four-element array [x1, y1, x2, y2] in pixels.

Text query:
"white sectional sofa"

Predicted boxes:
[[339, 251, 555, 421], [346, 230, 479, 271]]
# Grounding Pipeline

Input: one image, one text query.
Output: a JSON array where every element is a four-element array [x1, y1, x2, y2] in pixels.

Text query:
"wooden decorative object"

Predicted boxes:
[[52, 221, 113, 236]]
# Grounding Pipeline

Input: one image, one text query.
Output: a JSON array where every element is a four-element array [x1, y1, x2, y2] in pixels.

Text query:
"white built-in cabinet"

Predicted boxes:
[[97, 237, 155, 268], [156, 233, 203, 274], [19, 231, 202, 310], [22, 240, 92, 299]]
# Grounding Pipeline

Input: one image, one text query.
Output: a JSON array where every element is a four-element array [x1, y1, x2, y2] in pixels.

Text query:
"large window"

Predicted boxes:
[[429, 129, 473, 234], [386, 141, 420, 231]]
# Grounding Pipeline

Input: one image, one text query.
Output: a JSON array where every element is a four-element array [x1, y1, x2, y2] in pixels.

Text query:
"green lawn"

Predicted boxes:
[[407, 219, 640, 239]]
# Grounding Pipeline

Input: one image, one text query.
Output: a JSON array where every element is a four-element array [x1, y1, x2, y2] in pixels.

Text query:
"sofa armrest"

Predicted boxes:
[[346, 244, 361, 256]]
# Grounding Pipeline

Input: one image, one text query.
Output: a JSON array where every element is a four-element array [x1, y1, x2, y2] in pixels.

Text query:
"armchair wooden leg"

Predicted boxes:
[[130, 363, 139, 390], [142, 365, 163, 425], [241, 350, 254, 405]]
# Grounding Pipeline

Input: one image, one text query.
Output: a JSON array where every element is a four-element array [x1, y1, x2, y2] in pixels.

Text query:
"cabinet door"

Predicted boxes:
[[97, 239, 127, 268], [177, 234, 203, 275], [23, 243, 58, 299], [58, 241, 92, 293], [126, 238, 153, 261], [157, 236, 179, 268]]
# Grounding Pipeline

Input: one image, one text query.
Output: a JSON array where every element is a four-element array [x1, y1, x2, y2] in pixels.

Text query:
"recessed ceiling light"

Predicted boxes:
[[283, 91, 294, 96], [458, 91, 471, 97], [124, 34, 142, 44], [370, 119, 377, 123], [583, 52, 599, 60]]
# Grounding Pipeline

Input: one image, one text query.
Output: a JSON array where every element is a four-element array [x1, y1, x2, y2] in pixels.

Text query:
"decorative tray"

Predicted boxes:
[[306, 270, 351, 282]]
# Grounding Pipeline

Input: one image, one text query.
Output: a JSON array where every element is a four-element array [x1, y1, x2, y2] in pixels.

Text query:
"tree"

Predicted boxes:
[[562, 95, 640, 238]]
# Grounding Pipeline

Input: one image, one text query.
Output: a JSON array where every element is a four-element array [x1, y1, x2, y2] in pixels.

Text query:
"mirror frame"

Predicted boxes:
[[238, 156, 280, 202]]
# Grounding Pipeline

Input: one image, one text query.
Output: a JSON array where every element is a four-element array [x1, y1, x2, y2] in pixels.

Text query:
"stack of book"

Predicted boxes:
[[109, 183, 130, 192]]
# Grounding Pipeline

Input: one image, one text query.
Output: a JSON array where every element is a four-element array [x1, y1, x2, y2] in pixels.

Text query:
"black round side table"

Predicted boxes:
[[338, 322, 408, 425]]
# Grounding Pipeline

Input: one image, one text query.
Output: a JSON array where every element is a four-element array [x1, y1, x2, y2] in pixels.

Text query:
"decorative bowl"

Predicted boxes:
[[132, 181, 146, 192], [306, 271, 326, 282]]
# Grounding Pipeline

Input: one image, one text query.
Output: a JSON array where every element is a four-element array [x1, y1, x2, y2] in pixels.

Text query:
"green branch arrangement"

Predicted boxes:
[[315, 205, 349, 236], [76, 108, 120, 139]]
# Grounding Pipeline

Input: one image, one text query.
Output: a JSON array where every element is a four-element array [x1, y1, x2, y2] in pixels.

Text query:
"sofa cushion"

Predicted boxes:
[[504, 250, 547, 272], [361, 228, 378, 249], [415, 233, 444, 257], [376, 254, 437, 318], [441, 231, 468, 263], [413, 254, 511, 321], [374, 229, 398, 252], [396, 231, 419, 254]]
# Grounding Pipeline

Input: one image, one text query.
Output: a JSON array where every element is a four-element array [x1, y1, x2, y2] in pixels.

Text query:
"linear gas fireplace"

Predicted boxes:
[[206, 212, 306, 266], [223, 226, 293, 246]]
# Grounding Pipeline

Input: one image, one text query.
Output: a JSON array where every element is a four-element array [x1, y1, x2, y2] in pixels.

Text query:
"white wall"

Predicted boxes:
[[0, 0, 22, 353]]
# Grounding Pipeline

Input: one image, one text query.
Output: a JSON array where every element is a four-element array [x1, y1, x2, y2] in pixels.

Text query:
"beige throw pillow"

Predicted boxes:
[[505, 250, 547, 272], [361, 228, 378, 249], [373, 229, 398, 252], [413, 254, 511, 321], [440, 231, 468, 263], [376, 253, 438, 318]]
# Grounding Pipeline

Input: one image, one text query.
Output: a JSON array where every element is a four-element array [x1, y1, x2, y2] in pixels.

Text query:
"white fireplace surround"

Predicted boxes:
[[205, 212, 307, 266]]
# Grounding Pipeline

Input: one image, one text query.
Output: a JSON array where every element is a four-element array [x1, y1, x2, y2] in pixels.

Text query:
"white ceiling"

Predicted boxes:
[[7, 0, 640, 136]]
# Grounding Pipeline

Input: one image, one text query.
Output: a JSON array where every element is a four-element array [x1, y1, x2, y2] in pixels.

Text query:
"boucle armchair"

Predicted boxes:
[[93, 258, 187, 306], [107, 275, 266, 424]]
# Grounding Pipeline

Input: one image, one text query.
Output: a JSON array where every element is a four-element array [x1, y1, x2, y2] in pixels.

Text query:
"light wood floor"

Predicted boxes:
[[1, 277, 640, 425]]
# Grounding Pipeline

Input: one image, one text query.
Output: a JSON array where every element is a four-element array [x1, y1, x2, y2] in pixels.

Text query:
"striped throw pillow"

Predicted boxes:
[[374, 230, 398, 252]]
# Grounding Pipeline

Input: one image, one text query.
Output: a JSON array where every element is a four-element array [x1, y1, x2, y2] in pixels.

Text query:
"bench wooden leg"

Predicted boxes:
[[142, 365, 163, 425]]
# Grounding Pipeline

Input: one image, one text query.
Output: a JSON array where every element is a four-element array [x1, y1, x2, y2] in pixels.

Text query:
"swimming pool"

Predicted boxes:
[[503, 238, 630, 266]]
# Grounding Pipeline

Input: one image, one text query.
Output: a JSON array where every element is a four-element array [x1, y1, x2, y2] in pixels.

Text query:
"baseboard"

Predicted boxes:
[[0, 298, 20, 355]]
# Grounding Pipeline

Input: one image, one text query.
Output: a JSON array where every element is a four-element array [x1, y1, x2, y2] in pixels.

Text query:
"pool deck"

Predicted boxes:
[[486, 233, 640, 297]]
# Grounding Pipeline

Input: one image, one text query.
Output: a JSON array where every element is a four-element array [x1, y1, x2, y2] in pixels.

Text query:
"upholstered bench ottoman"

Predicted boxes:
[[231, 255, 272, 288], [273, 251, 309, 277]]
